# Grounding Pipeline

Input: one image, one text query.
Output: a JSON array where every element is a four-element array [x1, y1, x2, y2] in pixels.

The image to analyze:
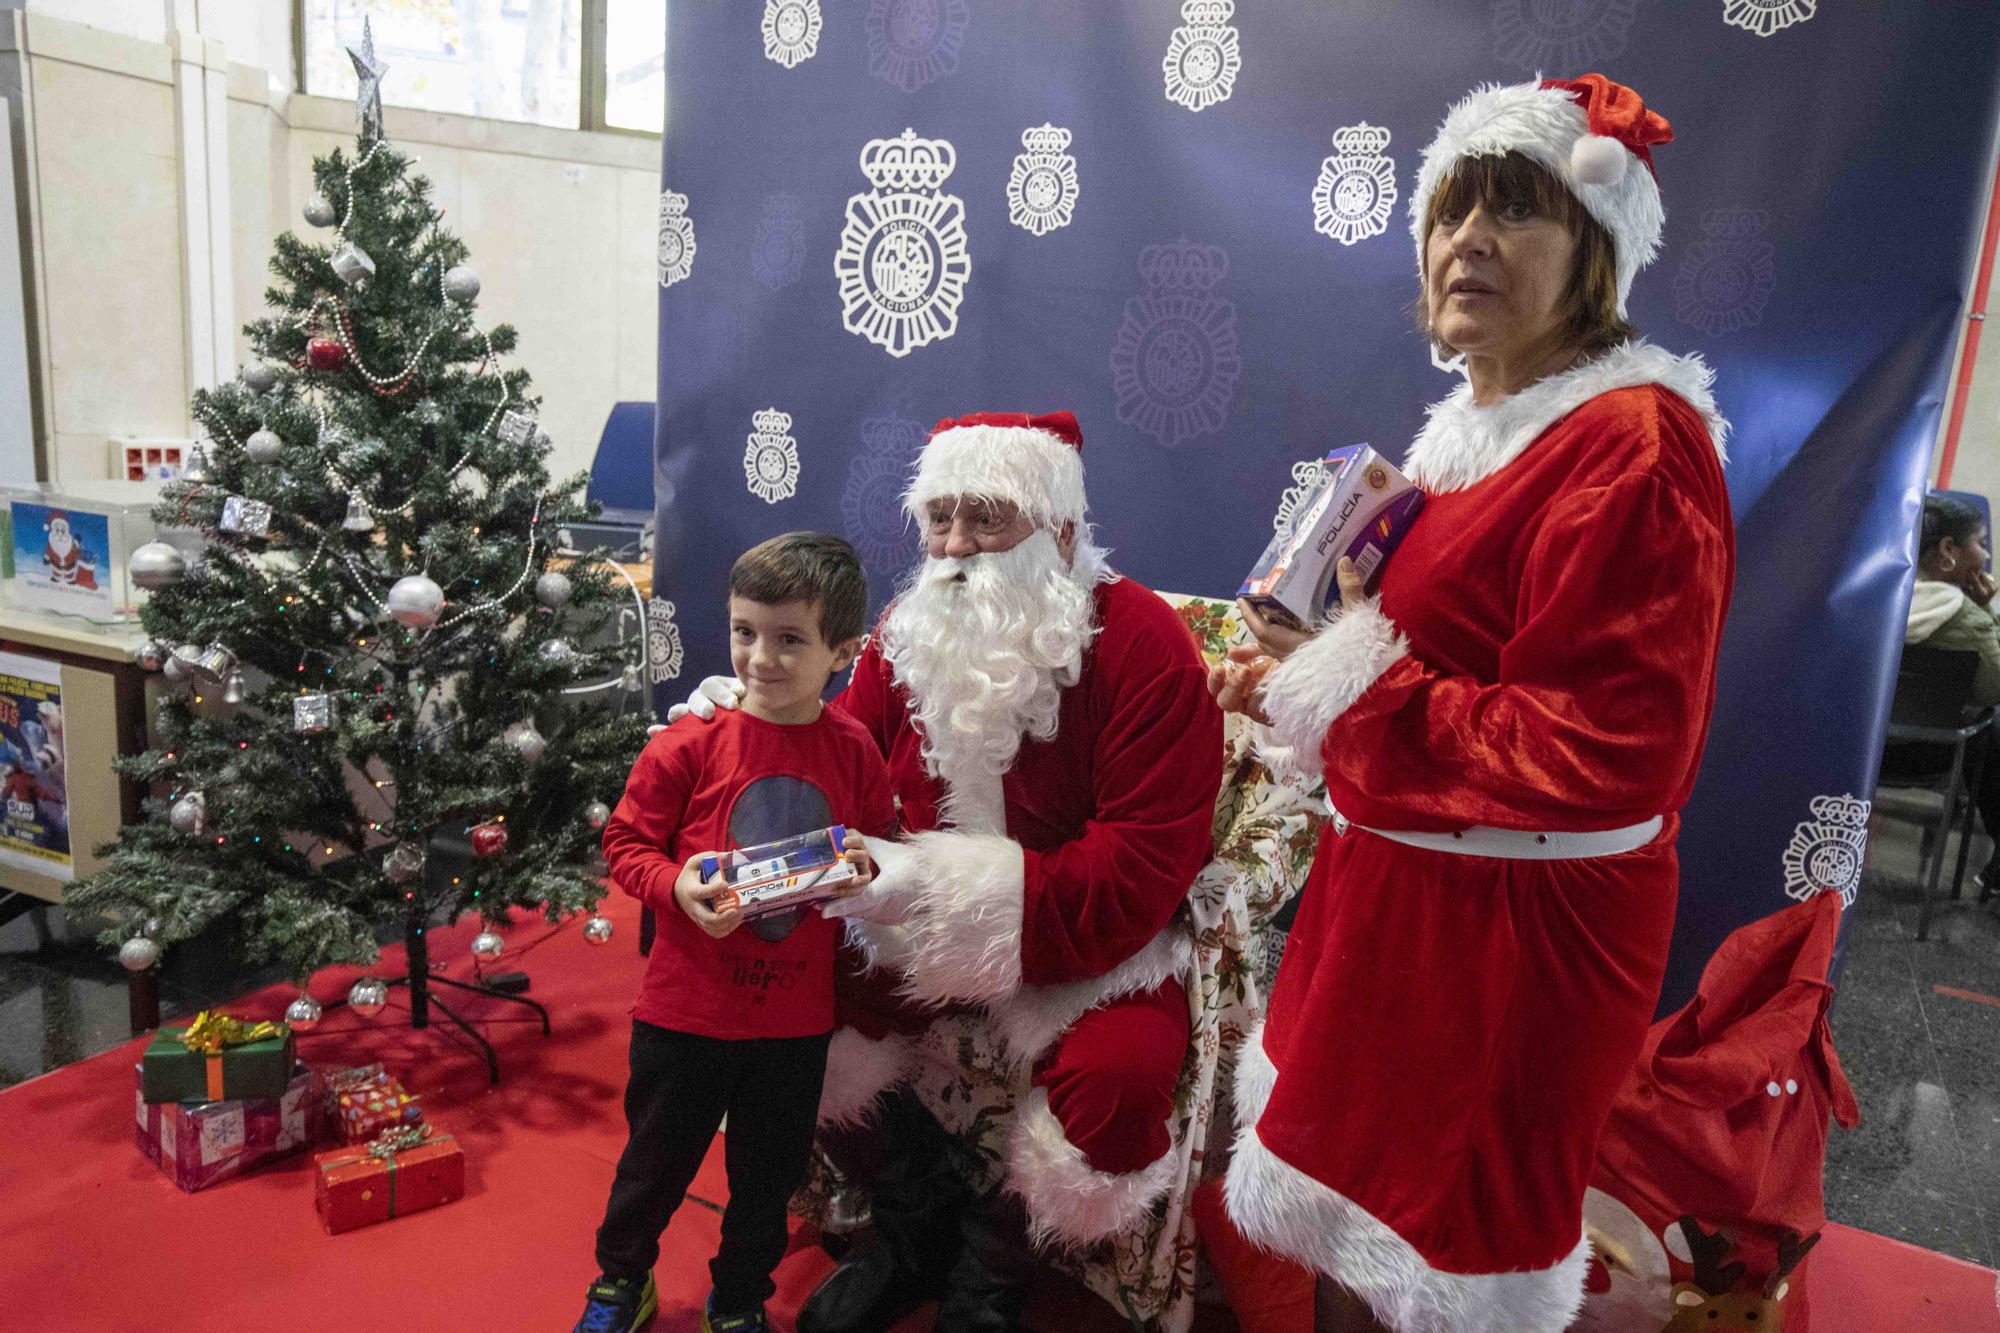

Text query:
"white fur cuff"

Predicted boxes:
[[1005, 1087, 1179, 1251], [1225, 1032, 1590, 1333], [895, 829, 1026, 1006], [815, 1027, 912, 1129], [1258, 601, 1407, 769], [988, 927, 1194, 1067]]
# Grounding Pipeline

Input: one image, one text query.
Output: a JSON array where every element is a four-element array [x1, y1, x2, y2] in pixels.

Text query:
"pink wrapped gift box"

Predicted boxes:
[[133, 1062, 323, 1192]]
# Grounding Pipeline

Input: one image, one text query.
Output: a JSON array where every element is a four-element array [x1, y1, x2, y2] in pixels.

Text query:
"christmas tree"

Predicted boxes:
[[70, 24, 650, 1007]]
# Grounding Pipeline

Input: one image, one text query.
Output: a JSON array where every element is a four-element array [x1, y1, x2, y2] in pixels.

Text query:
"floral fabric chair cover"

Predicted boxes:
[[796, 592, 1326, 1331]]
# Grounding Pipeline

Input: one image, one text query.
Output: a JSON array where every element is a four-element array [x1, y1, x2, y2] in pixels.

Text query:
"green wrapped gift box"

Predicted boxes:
[[141, 1025, 296, 1105]]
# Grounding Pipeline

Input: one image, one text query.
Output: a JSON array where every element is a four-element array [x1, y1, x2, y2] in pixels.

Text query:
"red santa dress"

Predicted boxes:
[[1224, 341, 1735, 1333], [822, 569, 1225, 1247]]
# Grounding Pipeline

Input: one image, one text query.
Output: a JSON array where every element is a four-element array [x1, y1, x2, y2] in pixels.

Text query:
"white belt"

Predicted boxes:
[[1329, 804, 1664, 861]]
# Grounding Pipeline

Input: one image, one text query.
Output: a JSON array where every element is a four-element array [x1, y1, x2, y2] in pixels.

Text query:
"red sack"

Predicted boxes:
[[1575, 893, 1859, 1331]]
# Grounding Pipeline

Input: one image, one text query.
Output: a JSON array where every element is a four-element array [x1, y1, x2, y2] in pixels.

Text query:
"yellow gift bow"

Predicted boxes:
[[176, 1009, 287, 1054], [364, 1122, 438, 1218]]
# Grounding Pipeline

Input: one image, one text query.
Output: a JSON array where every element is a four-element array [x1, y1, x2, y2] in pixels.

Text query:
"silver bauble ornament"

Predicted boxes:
[[347, 976, 388, 1018], [303, 192, 337, 228], [129, 542, 188, 591], [285, 993, 322, 1031], [240, 360, 280, 394], [505, 721, 547, 764], [181, 443, 216, 484], [168, 791, 206, 836], [245, 428, 284, 464], [386, 575, 445, 628], [342, 494, 375, 532], [583, 915, 614, 946], [136, 640, 168, 671], [584, 800, 611, 830], [162, 654, 188, 684], [471, 931, 505, 962], [384, 841, 425, 884], [537, 638, 577, 666], [119, 936, 160, 971], [222, 671, 247, 705], [330, 241, 376, 286], [442, 264, 481, 303], [534, 571, 572, 608]]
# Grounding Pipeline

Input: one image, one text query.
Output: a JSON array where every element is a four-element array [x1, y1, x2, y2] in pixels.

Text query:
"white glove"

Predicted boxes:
[[664, 675, 746, 724], [821, 834, 919, 924]]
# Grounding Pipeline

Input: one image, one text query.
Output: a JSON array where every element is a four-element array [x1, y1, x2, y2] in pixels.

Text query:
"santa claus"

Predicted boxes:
[[41, 512, 97, 590], [672, 410, 1223, 1331]]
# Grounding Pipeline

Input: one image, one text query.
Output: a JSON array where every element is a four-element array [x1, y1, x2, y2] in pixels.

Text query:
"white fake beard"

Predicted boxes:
[[881, 531, 1101, 828]]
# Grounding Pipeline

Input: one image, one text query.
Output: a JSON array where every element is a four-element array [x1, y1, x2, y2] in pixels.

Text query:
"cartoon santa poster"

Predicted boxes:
[[40, 512, 96, 589]]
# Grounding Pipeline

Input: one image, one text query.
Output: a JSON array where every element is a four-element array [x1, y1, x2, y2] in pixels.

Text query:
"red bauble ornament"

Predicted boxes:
[[470, 822, 509, 858], [307, 336, 345, 371]]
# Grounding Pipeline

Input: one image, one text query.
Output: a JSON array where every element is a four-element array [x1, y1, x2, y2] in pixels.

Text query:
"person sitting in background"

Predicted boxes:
[[1886, 493, 2000, 887]]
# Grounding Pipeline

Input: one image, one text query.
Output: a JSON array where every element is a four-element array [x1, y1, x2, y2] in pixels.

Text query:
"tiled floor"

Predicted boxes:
[[1825, 812, 2000, 1266]]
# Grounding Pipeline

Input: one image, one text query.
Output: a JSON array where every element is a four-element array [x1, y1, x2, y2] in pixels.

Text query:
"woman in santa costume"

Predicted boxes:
[[1213, 75, 1734, 1333]]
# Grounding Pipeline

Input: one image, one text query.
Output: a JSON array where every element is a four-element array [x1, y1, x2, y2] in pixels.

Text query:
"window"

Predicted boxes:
[[301, 0, 585, 131], [597, 0, 665, 135]]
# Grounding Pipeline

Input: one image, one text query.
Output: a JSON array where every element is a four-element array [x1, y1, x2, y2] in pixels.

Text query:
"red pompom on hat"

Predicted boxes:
[[1410, 73, 1675, 316], [905, 410, 1089, 529]]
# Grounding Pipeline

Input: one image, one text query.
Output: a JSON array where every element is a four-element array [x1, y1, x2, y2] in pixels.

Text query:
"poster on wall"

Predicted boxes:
[[9, 501, 112, 619], [0, 651, 69, 880]]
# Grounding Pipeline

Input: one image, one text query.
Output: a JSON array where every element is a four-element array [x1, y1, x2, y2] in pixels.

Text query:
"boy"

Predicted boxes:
[[576, 533, 895, 1333]]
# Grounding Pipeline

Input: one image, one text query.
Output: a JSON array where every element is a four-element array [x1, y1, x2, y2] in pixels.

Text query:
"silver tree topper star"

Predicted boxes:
[[347, 16, 389, 142]]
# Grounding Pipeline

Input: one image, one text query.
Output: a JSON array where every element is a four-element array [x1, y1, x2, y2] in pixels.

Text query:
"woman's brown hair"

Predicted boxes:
[[1417, 151, 1635, 358]]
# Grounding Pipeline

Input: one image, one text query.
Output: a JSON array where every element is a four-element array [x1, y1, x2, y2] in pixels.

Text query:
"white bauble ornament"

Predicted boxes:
[[583, 915, 614, 946], [347, 976, 388, 1018], [240, 360, 280, 394], [285, 993, 323, 1031], [303, 193, 337, 228], [471, 930, 505, 962], [245, 429, 284, 464], [442, 264, 481, 303], [505, 721, 547, 764], [386, 575, 445, 628], [584, 800, 611, 830], [534, 571, 572, 608], [119, 936, 160, 971], [129, 542, 188, 591], [537, 638, 577, 666]]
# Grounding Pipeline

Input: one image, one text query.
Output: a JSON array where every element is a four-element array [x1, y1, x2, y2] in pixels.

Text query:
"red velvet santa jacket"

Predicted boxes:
[[832, 572, 1223, 1058]]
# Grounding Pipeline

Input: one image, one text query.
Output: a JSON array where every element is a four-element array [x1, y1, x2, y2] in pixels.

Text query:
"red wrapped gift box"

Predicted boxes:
[[314, 1125, 464, 1233], [133, 1062, 322, 1192], [324, 1064, 424, 1144]]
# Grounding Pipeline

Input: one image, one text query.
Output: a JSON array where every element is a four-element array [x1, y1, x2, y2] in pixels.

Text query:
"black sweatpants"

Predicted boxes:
[[594, 1019, 831, 1313]]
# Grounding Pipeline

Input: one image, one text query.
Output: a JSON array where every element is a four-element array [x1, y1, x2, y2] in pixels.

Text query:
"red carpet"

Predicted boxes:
[[0, 888, 1992, 1332]]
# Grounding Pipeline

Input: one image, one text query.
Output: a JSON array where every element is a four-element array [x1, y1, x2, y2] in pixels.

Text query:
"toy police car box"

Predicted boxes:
[[1239, 445, 1424, 630], [702, 825, 861, 919]]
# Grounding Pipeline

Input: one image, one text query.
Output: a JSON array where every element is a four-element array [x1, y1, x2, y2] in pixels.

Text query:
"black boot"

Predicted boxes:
[[933, 1191, 1037, 1333], [798, 1096, 966, 1333]]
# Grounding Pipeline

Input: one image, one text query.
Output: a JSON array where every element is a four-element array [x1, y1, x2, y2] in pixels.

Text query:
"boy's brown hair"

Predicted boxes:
[[729, 532, 868, 645], [1416, 150, 1636, 358]]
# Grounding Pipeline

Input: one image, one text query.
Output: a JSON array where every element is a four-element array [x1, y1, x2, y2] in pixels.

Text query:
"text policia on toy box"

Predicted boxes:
[[1240, 445, 1424, 630]]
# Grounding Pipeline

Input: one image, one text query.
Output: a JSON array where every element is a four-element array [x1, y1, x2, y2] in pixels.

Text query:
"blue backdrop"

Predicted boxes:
[[649, 0, 2000, 1010]]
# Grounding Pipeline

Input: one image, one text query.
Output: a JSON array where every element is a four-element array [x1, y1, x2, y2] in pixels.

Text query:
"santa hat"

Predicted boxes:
[[1410, 73, 1674, 316], [903, 410, 1088, 530]]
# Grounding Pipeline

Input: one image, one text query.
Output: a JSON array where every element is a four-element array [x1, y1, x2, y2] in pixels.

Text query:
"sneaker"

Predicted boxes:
[[573, 1273, 658, 1333], [700, 1294, 769, 1333]]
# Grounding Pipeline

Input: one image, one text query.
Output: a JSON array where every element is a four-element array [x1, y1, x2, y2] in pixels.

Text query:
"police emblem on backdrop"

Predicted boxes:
[[842, 404, 926, 576], [1006, 125, 1079, 237], [866, 0, 969, 94], [744, 409, 802, 505], [1721, 0, 1815, 37], [1781, 794, 1870, 908], [1491, 0, 1636, 72], [1163, 0, 1242, 113], [752, 193, 806, 291], [647, 598, 686, 683], [1110, 240, 1243, 449], [835, 129, 971, 359], [657, 189, 696, 288], [1312, 124, 1397, 247], [1673, 208, 1776, 337], [761, 0, 822, 68], [1273, 459, 1332, 540]]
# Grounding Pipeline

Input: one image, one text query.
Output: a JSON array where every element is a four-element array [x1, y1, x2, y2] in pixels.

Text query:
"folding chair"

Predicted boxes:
[[1877, 644, 1995, 939]]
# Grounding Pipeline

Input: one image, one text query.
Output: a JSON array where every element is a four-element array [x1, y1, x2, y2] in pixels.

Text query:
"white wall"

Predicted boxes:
[[17, 0, 291, 89], [3, 6, 656, 487]]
